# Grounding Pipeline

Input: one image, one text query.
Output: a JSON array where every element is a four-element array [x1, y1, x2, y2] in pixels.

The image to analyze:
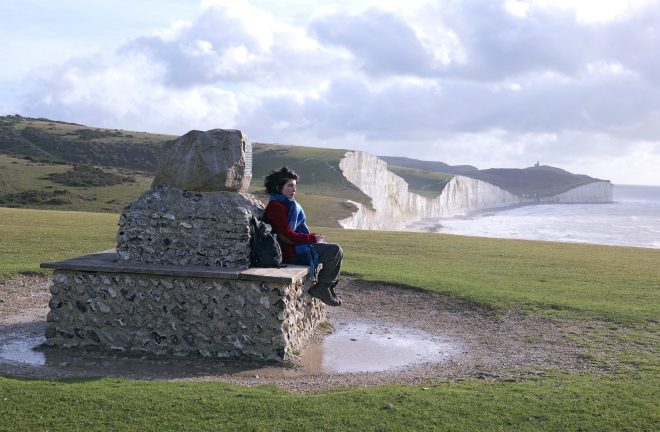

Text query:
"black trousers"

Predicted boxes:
[[297, 243, 342, 284]]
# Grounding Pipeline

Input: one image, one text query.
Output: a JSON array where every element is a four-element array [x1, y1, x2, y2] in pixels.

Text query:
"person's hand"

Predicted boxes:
[[315, 234, 325, 243]]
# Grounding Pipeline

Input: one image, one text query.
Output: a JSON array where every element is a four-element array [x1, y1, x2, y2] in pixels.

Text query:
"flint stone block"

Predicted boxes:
[[152, 129, 252, 193], [116, 185, 264, 268], [41, 258, 325, 362]]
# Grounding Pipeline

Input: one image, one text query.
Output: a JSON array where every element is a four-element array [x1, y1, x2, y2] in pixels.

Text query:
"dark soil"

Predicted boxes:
[[0, 274, 608, 392]]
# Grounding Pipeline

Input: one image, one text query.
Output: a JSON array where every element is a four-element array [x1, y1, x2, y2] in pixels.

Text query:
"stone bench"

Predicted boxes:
[[41, 251, 324, 362]]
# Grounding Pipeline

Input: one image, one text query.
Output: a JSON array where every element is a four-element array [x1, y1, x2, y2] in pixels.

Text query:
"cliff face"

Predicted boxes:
[[539, 181, 613, 203], [336, 151, 425, 230], [338, 151, 613, 230]]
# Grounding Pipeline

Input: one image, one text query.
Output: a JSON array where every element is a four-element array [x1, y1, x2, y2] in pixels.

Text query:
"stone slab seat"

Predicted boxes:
[[40, 250, 325, 362], [41, 250, 308, 284]]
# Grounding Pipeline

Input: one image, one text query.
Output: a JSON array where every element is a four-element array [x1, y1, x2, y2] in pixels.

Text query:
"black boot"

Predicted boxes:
[[329, 280, 342, 305], [308, 283, 341, 306]]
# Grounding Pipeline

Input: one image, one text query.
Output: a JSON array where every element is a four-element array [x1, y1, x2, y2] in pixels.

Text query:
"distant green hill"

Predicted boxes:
[[380, 156, 477, 174], [0, 154, 153, 213], [0, 115, 609, 222], [381, 154, 607, 198], [0, 115, 170, 171], [0, 115, 370, 227], [384, 165, 454, 198], [463, 165, 605, 197]]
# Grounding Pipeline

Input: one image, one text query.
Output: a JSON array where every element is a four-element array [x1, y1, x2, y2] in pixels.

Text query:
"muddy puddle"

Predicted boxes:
[[304, 319, 460, 373], [0, 318, 462, 379]]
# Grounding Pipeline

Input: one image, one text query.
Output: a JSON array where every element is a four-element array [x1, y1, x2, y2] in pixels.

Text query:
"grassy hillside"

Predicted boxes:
[[0, 154, 153, 213], [386, 155, 607, 198], [385, 165, 454, 198], [1, 208, 658, 431], [0, 153, 364, 227], [464, 165, 606, 197], [251, 144, 362, 199], [0, 116, 373, 226], [0, 115, 171, 171], [250, 144, 372, 225], [1, 115, 607, 208], [380, 155, 477, 173]]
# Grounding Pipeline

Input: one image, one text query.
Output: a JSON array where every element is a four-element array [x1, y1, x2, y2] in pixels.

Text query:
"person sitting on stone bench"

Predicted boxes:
[[263, 166, 343, 306]]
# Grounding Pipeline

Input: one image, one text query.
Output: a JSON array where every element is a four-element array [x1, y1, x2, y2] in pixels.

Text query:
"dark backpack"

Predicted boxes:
[[249, 216, 285, 268]]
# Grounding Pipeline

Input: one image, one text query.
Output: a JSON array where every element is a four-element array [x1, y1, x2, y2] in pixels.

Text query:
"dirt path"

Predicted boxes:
[[0, 274, 602, 391]]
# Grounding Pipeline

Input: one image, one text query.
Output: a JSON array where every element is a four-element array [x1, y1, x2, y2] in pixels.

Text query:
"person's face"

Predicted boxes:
[[281, 179, 297, 199]]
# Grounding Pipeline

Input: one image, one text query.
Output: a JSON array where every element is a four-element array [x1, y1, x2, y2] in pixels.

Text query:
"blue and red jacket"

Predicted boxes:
[[263, 200, 317, 263]]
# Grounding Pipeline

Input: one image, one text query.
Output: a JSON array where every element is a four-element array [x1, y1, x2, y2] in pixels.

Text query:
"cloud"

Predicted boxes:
[[23, 53, 239, 134], [309, 9, 435, 76], [242, 66, 660, 144], [306, 0, 660, 86], [120, 4, 270, 87], [308, 2, 588, 80], [119, 0, 345, 89], [10, 0, 660, 184]]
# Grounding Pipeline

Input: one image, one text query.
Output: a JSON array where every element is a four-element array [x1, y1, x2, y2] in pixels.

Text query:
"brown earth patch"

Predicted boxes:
[[0, 274, 612, 392]]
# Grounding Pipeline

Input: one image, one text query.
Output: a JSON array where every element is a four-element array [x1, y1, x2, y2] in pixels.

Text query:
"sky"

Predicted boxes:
[[1, 0, 659, 186]]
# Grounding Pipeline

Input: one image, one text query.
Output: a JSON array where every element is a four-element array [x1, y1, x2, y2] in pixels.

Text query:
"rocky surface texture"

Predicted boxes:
[[152, 129, 252, 193], [116, 186, 264, 268], [43, 128, 325, 361], [339, 151, 613, 230], [2, 275, 621, 392], [44, 269, 323, 361]]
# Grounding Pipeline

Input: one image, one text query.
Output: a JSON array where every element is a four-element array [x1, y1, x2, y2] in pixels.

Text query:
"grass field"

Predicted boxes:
[[2, 115, 607, 200], [1, 207, 658, 431], [0, 154, 357, 227], [0, 144, 370, 227], [325, 228, 660, 324], [2, 374, 657, 431], [0, 207, 117, 278], [0, 154, 152, 213]]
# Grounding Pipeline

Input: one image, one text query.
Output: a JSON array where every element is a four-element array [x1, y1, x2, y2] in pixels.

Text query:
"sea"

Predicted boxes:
[[407, 185, 660, 249]]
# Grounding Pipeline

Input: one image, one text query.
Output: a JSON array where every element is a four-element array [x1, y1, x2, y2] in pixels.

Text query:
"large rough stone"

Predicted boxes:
[[152, 129, 252, 192], [116, 185, 265, 268]]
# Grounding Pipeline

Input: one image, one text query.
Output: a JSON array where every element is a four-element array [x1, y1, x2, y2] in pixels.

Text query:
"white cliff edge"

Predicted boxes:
[[338, 151, 613, 231]]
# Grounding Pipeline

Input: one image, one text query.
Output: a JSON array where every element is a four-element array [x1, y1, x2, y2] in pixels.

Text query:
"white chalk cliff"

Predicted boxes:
[[338, 151, 613, 230], [538, 181, 614, 203]]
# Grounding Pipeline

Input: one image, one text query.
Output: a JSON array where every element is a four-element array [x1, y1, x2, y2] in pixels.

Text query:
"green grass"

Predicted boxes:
[[293, 192, 359, 228], [0, 152, 354, 226], [0, 154, 152, 213], [465, 165, 601, 197], [1, 121, 371, 226], [0, 207, 117, 278], [0, 208, 658, 431], [1, 208, 658, 323], [386, 166, 453, 198], [0, 374, 656, 432], [323, 228, 660, 324], [0, 116, 173, 172]]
